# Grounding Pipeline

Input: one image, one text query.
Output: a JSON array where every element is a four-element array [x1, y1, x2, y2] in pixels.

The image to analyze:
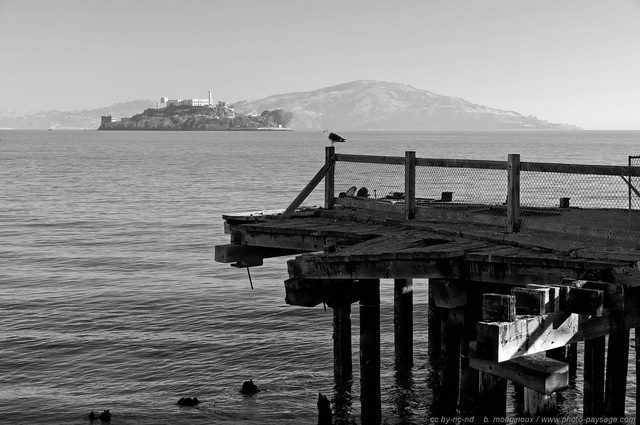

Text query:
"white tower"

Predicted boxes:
[[209, 89, 212, 106]]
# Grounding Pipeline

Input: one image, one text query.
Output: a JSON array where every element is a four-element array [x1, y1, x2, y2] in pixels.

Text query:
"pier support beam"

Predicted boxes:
[[524, 389, 557, 418], [333, 304, 352, 380], [605, 329, 630, 418], [584, 336, 606, 418], [636, 328, 639, 423], [479, 372, 507, 419], [360, 279, 381, 425], [437, 306, 464, 416], [394, 278, 413, 369]]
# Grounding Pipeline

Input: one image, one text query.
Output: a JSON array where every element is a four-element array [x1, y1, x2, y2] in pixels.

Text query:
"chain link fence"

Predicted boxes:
[[327, 152, 640, 243]]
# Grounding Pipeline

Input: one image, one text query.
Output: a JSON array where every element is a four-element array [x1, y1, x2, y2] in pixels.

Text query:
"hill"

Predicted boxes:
[[232, 80, 579, 130], [99, 105, 292, 131], [0, 100, 156, 130], [1, 80, 580, 130]]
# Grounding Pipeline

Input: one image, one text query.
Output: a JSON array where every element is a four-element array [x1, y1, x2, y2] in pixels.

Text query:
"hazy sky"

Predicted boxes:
[[1, 0, 639, 129]]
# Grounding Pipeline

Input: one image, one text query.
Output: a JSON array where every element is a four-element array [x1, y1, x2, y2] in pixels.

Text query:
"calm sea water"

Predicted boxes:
[[1, 129, 639, 424]]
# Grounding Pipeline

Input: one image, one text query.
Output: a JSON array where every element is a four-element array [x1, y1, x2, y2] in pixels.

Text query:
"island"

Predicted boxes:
[[98, 101, 292, 131]]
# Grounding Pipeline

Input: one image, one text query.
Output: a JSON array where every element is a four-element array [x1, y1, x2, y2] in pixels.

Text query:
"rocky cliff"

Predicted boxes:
[[99, 104, 291, 131]]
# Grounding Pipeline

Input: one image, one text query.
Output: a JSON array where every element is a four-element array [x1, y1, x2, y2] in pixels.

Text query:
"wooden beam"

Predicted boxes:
[[568, 287, 603, 317], [562, 279, 626, 311], [405, 151, 416, 220], [215, 243, 308, 263], [333, 305, 352, 380], [482, 293, 516, 322], [394, 278, 413, 368], [584, 336, 606, 418], [604, 329, 630, 417], [281, 156, 336, 219], [521, 161, 640, 177], [359, 279, 381, 424], [325, 146, 335, 209], [468, 347, 569, 395], [287, 256, 458, 280], [479, 372, 507, 419], [507, 153, 521, 233], [524, 389, 557, 418], [476, 293, 640, 362], [231, 229, 334, 252], [284, 278, 359, 307], [512, 287, 551, 315]]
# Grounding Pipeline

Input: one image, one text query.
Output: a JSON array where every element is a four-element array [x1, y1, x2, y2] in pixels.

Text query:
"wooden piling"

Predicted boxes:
[[584, 336, 606, 418], [459, 303, 480, 417], [428, 282, 441, 360], [636, 328, 639, 423], [333, 304, 352, 380], [566, 343, 578, 377], [479, 372, 507, 419], [477, 293, 512, 419], [394, 278, 413, 368], [405, 151, 416, 220], [605, 329, 630, 417], [507, 153, 520, 233], [524, 389, 557, 418], [438, 306, 464, 416], [325, 146, 335, 209], [360, 279, 381, 424]]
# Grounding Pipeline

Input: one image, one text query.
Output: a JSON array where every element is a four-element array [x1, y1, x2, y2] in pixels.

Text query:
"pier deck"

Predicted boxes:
[[215, 149, 640, 422]]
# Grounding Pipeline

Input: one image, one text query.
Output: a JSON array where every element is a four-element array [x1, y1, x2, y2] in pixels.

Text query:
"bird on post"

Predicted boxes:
[[323, 129, 346, 146]]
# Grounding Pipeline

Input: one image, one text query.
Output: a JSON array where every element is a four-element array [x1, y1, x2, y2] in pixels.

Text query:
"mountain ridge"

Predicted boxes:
[[0, 81, 579, 130], [232, 80, 579, 130]]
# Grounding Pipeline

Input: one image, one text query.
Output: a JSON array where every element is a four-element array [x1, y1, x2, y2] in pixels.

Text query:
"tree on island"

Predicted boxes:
[[261, 109, 293, 127]]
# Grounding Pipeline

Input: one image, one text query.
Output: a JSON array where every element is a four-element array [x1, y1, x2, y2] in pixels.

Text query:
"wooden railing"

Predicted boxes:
[[282, 148, 640, 234]]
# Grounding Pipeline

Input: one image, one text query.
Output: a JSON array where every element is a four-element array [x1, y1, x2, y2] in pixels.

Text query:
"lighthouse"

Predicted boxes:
[[209, 89, 212, 107]]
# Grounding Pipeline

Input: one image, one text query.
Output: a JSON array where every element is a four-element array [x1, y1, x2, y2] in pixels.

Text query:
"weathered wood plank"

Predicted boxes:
[[405, 151, 416, 220], [522, 161, 640, 177], [281, 156, 336, 219], [507, 154, 521, 233], [468, 348, 569, 395], [482, 293, 516, 322], [335, 153, 404, 165], [476, 293, 640, 362], [214, 243, 308, 263], [562, 278, 626, 311], [512, 287, 551, 315]]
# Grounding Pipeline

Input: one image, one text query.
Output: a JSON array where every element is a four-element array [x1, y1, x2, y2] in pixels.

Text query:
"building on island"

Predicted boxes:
[[101, 115, 116, 124], [162, 90, 214, 108]]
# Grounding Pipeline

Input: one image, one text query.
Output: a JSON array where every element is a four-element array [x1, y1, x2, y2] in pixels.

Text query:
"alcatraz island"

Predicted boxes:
[[98, 90, 292, 131]]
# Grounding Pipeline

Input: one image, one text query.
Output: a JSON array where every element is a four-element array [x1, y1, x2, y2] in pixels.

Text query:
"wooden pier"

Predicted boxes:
[[215, 148, 640, 423]]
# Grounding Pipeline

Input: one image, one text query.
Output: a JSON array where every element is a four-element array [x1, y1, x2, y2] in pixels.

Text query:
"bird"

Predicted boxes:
[[323, 129, 346, 145]]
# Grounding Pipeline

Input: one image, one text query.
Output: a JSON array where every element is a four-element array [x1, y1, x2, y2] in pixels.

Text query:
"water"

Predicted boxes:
[[1, 130, 639, 424]]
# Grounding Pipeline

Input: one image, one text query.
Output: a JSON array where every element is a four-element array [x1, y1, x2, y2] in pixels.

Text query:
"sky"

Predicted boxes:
[[1, 0, 639, 129]]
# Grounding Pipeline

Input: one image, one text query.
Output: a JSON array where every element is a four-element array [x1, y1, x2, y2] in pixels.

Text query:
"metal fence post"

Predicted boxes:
[[507, 154, 521, 233], [405, 151, 416, 220], [325, 146, 335, 209]]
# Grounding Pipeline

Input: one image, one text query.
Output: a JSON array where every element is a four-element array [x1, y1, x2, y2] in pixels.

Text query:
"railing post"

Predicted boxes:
[[405, 151, 416, 220], [325, 146, 335, 209], [507, 154, 520, 233]]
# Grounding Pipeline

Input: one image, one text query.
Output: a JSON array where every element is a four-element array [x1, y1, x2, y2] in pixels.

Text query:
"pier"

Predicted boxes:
[[215, 147, 640, 423]]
